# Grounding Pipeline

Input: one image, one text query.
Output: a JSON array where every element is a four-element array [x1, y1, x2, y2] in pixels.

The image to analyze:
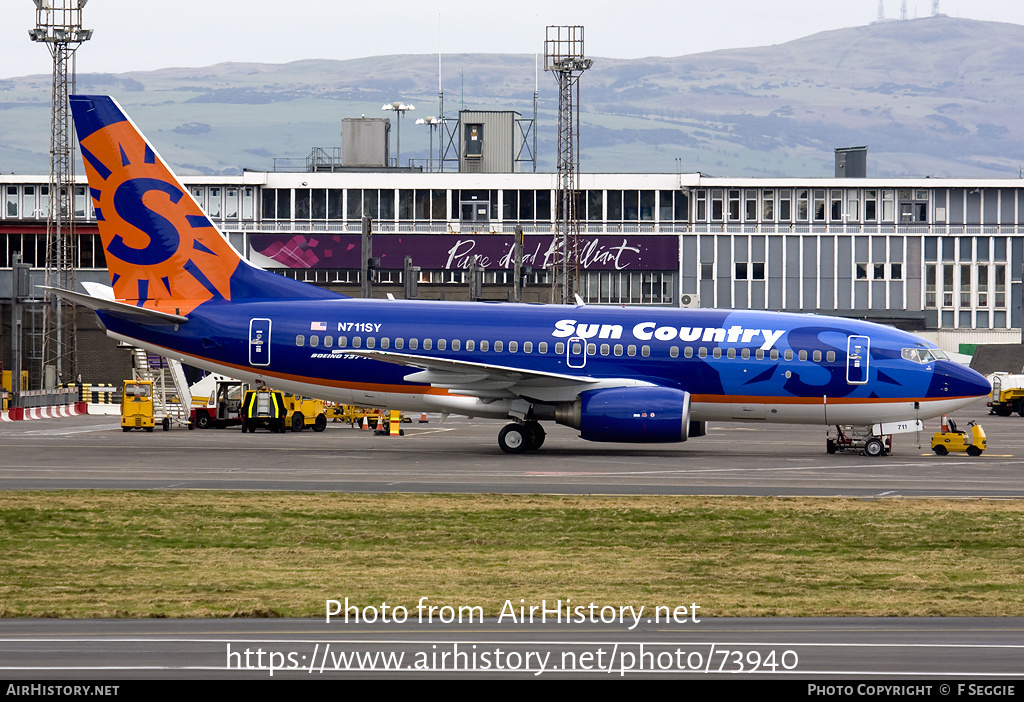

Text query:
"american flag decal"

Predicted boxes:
[[310, 321, 327, 331]]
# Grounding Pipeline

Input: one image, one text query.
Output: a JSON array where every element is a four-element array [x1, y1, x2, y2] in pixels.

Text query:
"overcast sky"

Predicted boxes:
[[3, 0, 1023, 79]]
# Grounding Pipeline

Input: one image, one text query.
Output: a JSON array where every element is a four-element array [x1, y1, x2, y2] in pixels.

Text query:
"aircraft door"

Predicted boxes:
[[846, 335, 869, 384], [567, 337, 587, 369], [249, 318, 272, 366]]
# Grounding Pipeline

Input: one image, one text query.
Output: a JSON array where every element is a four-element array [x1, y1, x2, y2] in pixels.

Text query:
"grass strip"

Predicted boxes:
[[1, 491, 1023, 618]]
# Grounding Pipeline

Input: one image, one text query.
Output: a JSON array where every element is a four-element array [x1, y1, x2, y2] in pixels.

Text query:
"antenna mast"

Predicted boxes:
[[544, 25, 591, 304], [437, 16, 444, 172]]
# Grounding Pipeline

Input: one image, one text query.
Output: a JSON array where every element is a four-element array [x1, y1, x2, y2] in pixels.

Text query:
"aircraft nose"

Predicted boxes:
[[934, 361, 991, 399]]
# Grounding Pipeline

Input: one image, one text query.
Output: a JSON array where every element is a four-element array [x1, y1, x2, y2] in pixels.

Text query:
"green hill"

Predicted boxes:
[[2, 16, 1022, 178]]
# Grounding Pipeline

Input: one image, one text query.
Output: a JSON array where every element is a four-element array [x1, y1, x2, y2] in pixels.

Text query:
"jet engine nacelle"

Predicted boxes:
[[555, 387, 692, 443]]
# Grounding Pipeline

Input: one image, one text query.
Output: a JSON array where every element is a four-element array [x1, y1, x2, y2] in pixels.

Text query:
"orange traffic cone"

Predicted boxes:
[[361, 415, 369, 431], [419, 413, 428, 423], [940, 415, 949, 432]]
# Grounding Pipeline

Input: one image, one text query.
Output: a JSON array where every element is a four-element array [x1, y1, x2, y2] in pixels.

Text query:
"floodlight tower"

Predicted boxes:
[[544, 26, 591, 304], [29, 0, 92, 387], [415, 116, 443, 172], [382, 101, 415, 167]]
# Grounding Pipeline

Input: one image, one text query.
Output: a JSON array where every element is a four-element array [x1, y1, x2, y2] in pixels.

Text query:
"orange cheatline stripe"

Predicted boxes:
[[160, 349, 982, 405], [691, 394, 977, 405]]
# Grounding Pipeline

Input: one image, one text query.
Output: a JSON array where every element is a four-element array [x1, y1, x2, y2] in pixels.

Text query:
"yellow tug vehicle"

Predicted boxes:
[[121, 379, 155, 432], [931, 416, 986, 456]]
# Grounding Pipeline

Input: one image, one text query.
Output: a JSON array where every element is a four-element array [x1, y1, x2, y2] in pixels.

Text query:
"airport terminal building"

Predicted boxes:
[[2, 150, 1023, 383]]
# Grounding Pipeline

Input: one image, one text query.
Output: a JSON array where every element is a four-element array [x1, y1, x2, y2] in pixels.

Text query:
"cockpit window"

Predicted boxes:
[[902, 347, 947, 364]]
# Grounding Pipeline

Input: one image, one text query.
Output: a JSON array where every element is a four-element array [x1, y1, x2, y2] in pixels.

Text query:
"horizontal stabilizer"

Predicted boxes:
[[81, 281, 116, 301], [44, 286, 188, 325]]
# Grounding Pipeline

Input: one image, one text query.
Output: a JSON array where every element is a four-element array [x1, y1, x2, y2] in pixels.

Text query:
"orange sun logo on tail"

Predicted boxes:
[[73, 97, 241, 315]]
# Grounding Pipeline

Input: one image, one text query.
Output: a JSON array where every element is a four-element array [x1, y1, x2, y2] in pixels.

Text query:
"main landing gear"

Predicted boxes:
[[498, 421, 546, 454]]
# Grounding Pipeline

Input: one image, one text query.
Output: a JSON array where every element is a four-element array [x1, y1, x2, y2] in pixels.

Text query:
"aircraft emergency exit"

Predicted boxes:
[[63, 95, 991, 454]]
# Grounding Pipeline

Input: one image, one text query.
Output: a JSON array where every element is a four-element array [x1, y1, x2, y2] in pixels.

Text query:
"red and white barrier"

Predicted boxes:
[[1, 402, 89, 422]]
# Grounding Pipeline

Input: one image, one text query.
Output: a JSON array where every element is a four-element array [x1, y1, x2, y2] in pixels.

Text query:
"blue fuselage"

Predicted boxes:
[[98, 298, 991, 426]]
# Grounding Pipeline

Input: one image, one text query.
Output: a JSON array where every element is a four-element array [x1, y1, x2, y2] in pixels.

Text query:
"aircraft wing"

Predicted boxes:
[[343, 349, 649, 402]]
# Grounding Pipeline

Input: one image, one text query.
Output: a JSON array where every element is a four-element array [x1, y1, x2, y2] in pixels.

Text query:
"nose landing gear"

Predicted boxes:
[[827, 425, 892, 457]]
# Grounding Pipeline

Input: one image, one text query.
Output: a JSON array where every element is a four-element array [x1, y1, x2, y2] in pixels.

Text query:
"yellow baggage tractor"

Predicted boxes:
[[121, 379, 155, 432], [931, 417, 986, 456], [284, 394, 327, 432]]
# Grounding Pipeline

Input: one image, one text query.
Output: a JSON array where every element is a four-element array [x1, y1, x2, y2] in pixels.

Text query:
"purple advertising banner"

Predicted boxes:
[[250, 233, 679, 271]]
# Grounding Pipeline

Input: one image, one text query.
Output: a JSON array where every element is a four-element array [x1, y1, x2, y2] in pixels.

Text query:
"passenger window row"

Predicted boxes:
[[294, 335, 837, 363]]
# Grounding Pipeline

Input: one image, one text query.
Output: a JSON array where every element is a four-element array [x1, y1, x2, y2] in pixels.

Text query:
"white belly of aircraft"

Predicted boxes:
[[693, 398, 976, 425]]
